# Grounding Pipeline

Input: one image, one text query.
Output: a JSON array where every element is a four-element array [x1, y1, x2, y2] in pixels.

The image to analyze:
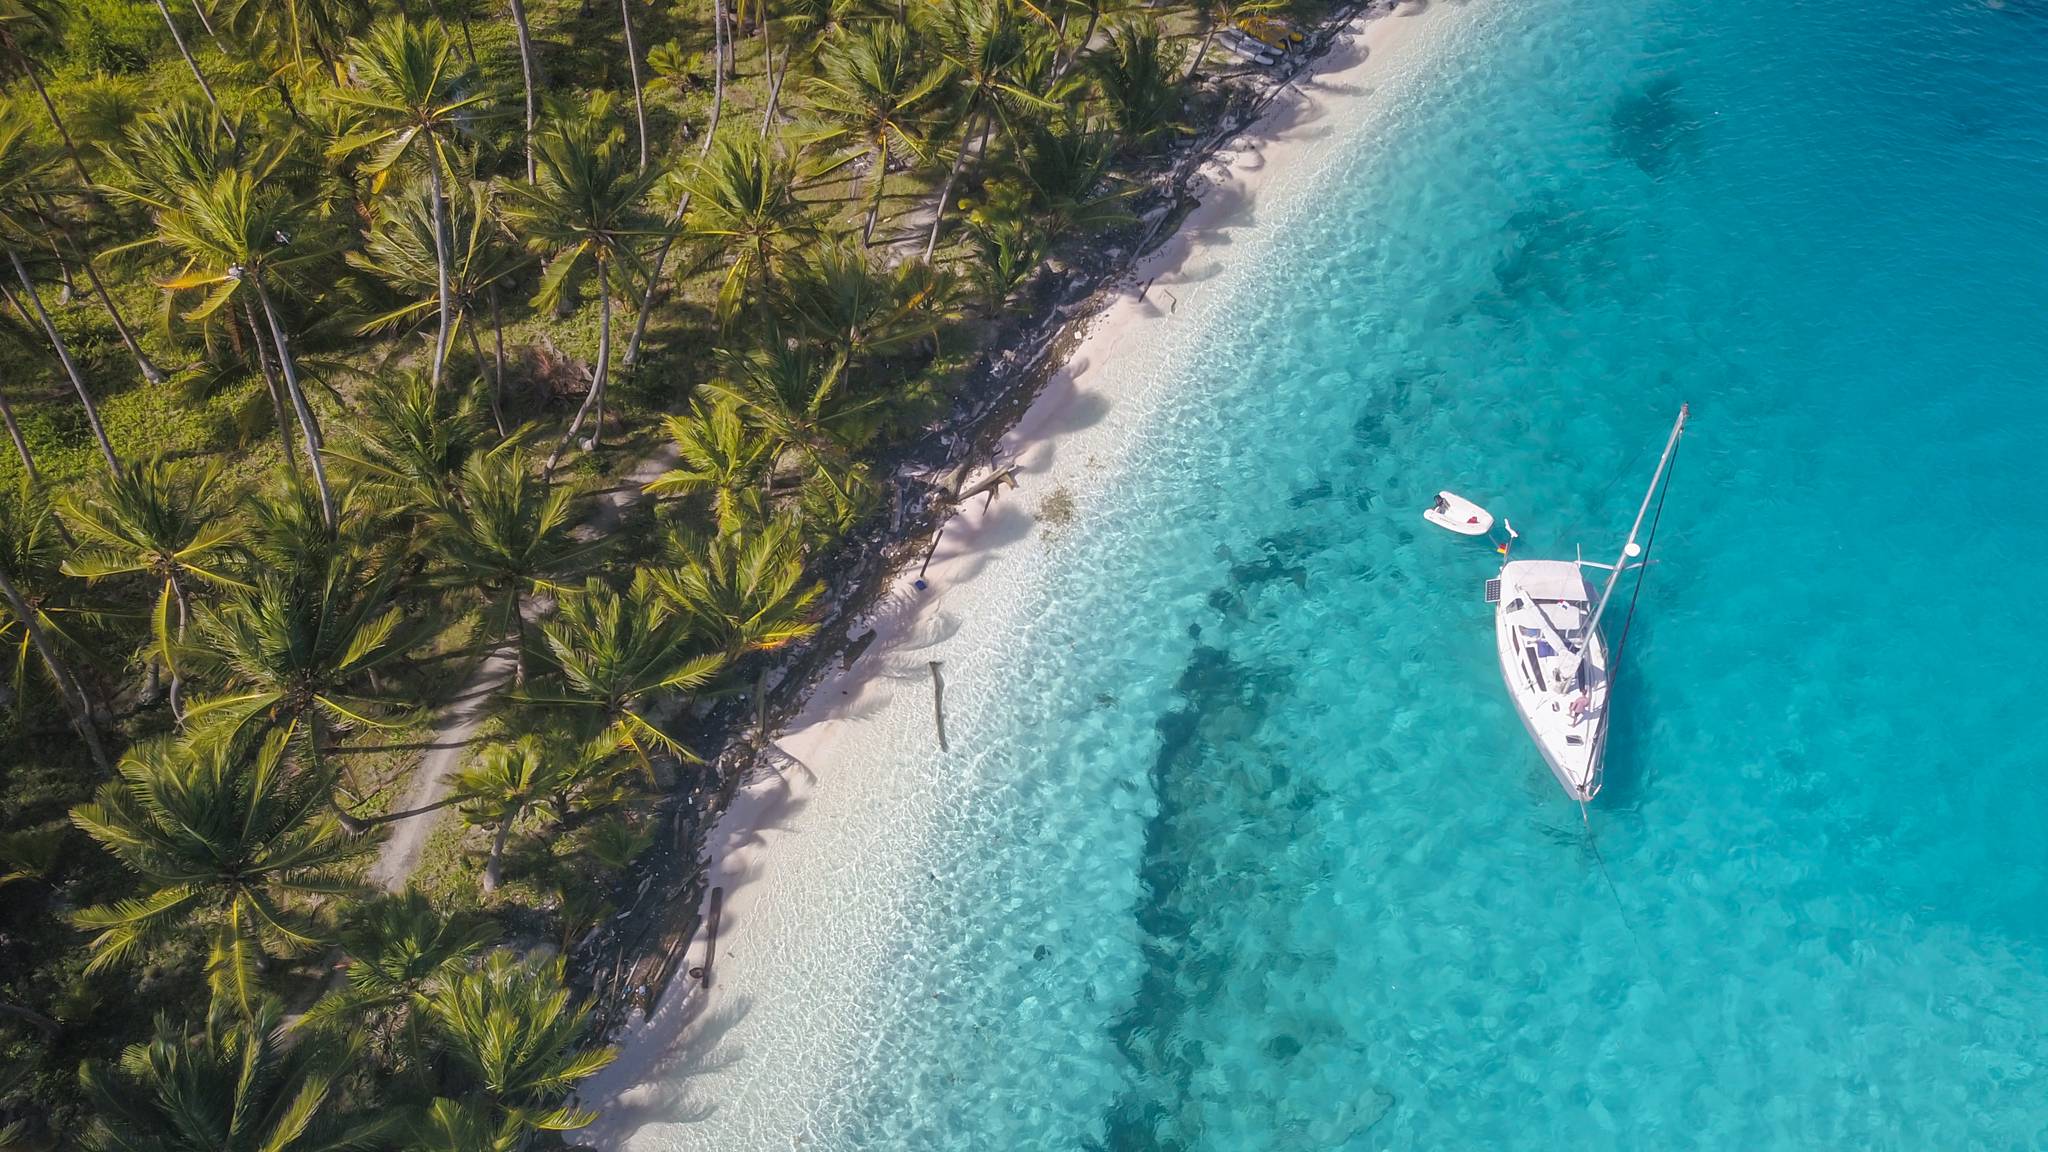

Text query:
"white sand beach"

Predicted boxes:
[[582, 4, 1470, 1145]]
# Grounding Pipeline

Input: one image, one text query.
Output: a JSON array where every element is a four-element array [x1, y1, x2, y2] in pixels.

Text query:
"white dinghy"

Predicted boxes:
[[1424, 491, 1495, 535], [1488, 405, 1689, 803]]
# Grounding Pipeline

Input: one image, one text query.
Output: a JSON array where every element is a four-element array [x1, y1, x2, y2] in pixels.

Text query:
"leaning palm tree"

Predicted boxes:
[[0, 484, 109, 769], [424, 950, 616, 1137], [348, 182, 529, 432], [301, 887, 498, 1068], [80, 1001, 390, 1152], [528, 571, 725, 771], [60, 457, 250, 718], [70, 732, 369, 1015], [149, 0, 235, 139], [427, 449, 596, 686], [332, 17, 492, 393], [657, 518, 822, 658], [500, 101, 661, 472], [645, 399, 772, 537], [0, 121, 122, 479], [685, 134, 813, 325], [452, 735, 575, 893], [920, 0, 1060, 260], [146, 170, 341, 525], [801, 22, 943, 245]]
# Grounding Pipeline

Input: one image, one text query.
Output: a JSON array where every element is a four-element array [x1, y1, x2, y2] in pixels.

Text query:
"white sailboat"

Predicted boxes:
[[1487, 405, 1689, 802]]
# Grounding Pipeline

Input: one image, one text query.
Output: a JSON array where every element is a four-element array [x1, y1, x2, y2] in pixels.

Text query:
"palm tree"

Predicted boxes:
[[181, 557, 415, 764], [1013, 113, 1132, 242], [302, 887, 498, 1066], [0, 1, 170, 386], [769, 240, 956, 386], [685, 134, 812, 324], [408, 1098, 524, 1152], [702, 337, 876, 494], [79, 1001, 391, 1152], [70, 732, 369, 1014], [500, 103, 661, 471], [1086, 17, 1185, 153], [506, 0, 540, 182], [332, 17, 492, 393], [0, 121, 122, 479], [147, 170, 341, 525], [645, 399, 772, 537], [657, 518, 821, 657], [424, 950, 616, 1137], [801, 23, 943, 245], [60, 456, 250, 718], [0, 484, 109, 769], [452, 735, 574, 892], [325, 370, 487, 518], [921, 0, 1059, 260], [427, 449, 595, 686], [528, 571, 724, 771], [348, 182, 529, 433]]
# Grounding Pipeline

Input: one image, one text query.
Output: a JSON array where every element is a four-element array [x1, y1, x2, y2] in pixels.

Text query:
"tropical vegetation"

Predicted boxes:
[[0, 0, 1330, 1141]]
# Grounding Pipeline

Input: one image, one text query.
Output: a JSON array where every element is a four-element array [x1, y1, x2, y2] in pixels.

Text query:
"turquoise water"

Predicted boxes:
[[796, 0, 2048, 1146]]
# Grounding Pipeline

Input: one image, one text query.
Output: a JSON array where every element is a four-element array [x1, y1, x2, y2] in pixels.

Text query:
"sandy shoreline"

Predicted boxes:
[[582, 3, 1468, 1145]]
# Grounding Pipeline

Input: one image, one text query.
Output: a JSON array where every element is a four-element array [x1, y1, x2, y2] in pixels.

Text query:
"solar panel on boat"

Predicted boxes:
[[1484, 578, 1501, 603]]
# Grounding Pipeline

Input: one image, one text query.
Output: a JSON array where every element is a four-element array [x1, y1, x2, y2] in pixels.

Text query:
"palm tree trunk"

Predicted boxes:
[[151, 0, 235, 141], [0, 563, 111, 773], [0, 376, 39, 486], [545, 258, 611, 475], [622, 36, 725, 371], [243, 300, 298, 466], [466, 307, 507, 437], [508, 0, 539, 182], [166, 575, 191, 720], [922, 107, 983, 262], [862, 136, 890, 246], [73, 247, 169, 386], [487, 286, 509, 425], [762, 45, 791, 136], [189, 0, 216, 38], [425, 152, 456, 392], [8, 248, 121, 479], [621, 0, 650, 173], [250, 278, 337, 528], [1182, 15, 1216, 84], [482, 818, 511, 892], [507, 587, 526, 686]]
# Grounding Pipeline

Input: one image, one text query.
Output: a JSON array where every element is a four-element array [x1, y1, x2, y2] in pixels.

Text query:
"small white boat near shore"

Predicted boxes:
[[1487, 405, 1689, 802]]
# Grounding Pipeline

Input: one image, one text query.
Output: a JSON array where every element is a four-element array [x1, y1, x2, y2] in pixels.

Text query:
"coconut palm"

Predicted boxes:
[[325, 370, 488, 519], [801, 23, 943, 245], [146, 169, 341, 525], [79, 1001, 390, 1152], [301, 887, 498, 1065], [451, 734, 576, 892], [1012, 113, 1132, 241], [60, 456, 250, 718], [921, 0, 1060, 259], [500, 102, 661, 471], [0, 485, 109, 768], [644, 399, 772, 537], [1086, 17, 1185, 152], [529, 571, 725, 770], [619, 0, 651, 172], [180, 557, 416, 760], [348, 182, 529, 433], [332, 17, 492, 393], [70, 732, 368, 1015], [657, 518, 821, 657], [769, 240, 957, 387], [424, 950, 616, 1137], [408, 1098, 524, 1152], [427, 449, 596, 686], [0, 121, 122, 479], [685, 134, 813, 325], [964, 215, 1042, 311]]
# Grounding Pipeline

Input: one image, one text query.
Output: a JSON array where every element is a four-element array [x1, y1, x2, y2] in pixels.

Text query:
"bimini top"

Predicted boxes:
[[1504, 560, 1589, 603]]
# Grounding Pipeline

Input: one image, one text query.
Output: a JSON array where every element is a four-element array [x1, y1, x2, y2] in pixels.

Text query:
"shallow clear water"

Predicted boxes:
[[781, 0, 2048, 1146]]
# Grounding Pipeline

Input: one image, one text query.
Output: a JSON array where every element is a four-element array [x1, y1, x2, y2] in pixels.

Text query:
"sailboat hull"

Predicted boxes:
[[1493, 559, 1609, 801]]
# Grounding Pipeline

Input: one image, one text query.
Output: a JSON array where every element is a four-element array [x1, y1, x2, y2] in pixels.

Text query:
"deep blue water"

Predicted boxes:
[[777, 0, 2048, 1146]]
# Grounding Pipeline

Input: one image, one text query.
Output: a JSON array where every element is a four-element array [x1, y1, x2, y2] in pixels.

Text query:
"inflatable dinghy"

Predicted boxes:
[[1424, 491, 1494, 536]]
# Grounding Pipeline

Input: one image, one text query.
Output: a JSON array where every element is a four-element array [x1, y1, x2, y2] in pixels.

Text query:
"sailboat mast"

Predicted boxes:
[[1583, 404, 1689, 643]]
